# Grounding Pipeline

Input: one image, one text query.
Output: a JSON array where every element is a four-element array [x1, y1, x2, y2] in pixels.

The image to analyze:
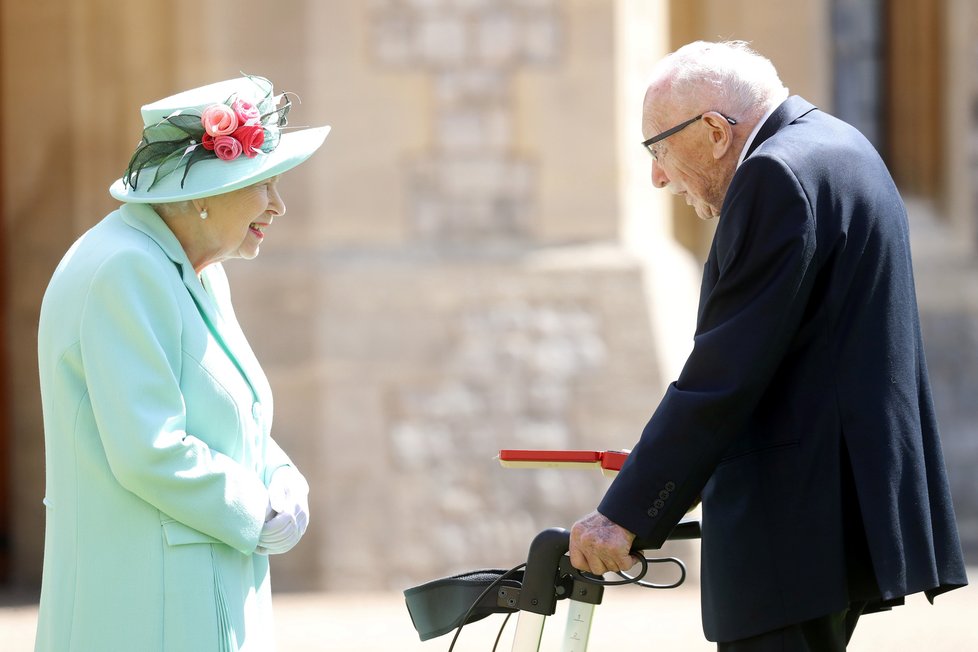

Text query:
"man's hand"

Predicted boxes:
[[569, 511, 638, 575]]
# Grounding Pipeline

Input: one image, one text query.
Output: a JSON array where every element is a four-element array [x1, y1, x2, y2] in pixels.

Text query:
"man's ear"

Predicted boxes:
[[702, 112, 734, 160]]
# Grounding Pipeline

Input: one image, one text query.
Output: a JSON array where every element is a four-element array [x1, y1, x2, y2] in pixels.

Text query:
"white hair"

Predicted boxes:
[[650, 41, 788, 120]]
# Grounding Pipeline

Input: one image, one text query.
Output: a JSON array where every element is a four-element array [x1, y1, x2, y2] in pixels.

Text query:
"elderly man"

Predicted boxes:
[[569, 41, 967, 651]]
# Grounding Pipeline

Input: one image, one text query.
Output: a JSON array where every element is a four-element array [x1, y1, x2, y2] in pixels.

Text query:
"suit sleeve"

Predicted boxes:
[[79, 249, 268, 554], [599, 155, 819, 545]]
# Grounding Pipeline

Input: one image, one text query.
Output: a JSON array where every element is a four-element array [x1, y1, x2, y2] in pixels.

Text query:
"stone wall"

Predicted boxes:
[[370, 0, 560, 242]]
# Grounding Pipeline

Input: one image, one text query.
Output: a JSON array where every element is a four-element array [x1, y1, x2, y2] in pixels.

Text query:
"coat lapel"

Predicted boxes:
[[118, 203, 265, 402], [699, 97, 818, 321], [198, 264, 272, 406], [698, 237, 720, 324]]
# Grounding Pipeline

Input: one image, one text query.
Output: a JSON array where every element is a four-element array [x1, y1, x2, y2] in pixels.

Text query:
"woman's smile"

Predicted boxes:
[[249, 221, 268, 241]]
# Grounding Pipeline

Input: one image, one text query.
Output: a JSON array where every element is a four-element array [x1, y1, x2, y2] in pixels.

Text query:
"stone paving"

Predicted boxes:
[[3, 569, 974, 651]]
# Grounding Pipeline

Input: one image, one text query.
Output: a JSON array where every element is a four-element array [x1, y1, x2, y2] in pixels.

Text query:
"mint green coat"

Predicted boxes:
[[35, 203, 294, 651]]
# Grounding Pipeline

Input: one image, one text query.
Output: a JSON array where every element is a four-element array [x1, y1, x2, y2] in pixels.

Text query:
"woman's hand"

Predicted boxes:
[[257, 466, 310, 555]]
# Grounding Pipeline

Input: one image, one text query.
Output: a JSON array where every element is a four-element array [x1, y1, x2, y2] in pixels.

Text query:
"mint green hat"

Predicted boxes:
[[109, 74, 330, 203]]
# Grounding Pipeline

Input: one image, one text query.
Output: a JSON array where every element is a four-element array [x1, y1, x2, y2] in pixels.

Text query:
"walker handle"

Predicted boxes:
[[518, 519, 700, 615]]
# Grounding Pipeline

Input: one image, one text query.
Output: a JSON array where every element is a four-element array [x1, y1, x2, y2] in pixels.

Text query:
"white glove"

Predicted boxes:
[[269, 465, 310, 538], [257, 466, 310, 555], [257, 510, 300, 555]]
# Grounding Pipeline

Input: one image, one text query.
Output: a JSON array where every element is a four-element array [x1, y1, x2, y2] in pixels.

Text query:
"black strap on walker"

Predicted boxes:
[[404, 568, 525, 641]]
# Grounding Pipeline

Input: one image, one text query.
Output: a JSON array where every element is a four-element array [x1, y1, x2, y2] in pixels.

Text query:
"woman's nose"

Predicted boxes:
[[269, 185, 286, 216], [651, 159, 669, 189]]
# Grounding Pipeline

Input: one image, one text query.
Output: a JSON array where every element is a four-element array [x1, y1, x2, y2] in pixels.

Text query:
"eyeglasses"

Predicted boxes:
[[642, 113, 738, 158]]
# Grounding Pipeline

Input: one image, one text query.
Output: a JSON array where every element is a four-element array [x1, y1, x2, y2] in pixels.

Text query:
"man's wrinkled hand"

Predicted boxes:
[[569, 511, 638, 576]]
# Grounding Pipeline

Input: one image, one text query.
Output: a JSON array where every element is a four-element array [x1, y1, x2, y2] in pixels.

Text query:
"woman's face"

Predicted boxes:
[[195, 176, 286, 269]]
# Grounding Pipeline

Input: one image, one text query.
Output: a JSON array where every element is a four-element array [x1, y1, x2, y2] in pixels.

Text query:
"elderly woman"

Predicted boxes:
[[34, 75, 329, 651]]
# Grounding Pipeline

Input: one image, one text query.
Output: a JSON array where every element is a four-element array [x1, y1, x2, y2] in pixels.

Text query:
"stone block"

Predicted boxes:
[[416, 14, 468, 66], [409, 155, 535, 240], [475, 9, 520, 66], [434, 69, 509, 104], [434, 105, 511, 152], [520, 11, 561, 64], [371, 12, 417, 67]]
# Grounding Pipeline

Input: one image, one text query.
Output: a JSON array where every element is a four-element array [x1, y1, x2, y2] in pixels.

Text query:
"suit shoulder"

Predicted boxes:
[[39, 213, 184, 359], [45, 215, 182, 318], [65, 215, 177, 279], [730, 152, 808, 207], [755, 110, 883, 170]]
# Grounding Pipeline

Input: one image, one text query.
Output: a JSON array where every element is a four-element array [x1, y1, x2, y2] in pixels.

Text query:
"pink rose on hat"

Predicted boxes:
[[212, 135, 243, 161], [197, 96, 266, 160], [201, 103, 238, 136], [232, 98, 261, 125]]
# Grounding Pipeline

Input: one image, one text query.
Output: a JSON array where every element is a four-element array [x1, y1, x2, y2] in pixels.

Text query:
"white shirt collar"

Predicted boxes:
[[736, 102, 781, 168]]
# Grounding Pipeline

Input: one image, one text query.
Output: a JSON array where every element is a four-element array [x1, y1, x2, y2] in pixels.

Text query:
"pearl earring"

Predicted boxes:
[[200, 209, 208, 220]]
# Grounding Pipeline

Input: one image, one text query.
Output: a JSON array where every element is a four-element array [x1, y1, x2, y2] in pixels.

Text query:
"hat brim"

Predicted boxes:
[[109, 125, 330, 203]]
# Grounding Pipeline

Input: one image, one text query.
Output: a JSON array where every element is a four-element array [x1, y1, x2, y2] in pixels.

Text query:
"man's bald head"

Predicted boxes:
[[639, 42, 789, 221], [644, 41, 788, 130]]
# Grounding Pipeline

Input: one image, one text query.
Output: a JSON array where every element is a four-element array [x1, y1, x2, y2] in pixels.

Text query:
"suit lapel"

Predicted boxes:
[[743, 95, 819, 160], [119, 203, 264, 402], [698, 237, 720, 323], [699, 97, 818, 324]]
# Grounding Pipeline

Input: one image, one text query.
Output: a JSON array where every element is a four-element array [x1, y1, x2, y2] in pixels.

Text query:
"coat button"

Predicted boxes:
[[252, 402, 262, 420], [664, 481, 676, 492], [659, 489, 670, 500], [647, 507, 659, 518], [653, 499, 665, 509]]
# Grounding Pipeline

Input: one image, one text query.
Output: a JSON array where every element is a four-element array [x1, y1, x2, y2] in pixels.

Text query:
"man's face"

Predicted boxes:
[[642, 95, 732, 221]]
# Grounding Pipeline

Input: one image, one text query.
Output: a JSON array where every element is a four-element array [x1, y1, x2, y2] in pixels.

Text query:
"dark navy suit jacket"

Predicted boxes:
[[599, 96, 968, 642]]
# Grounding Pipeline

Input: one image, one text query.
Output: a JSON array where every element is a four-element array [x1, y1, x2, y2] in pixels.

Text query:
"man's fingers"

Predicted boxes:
[[620, 554, 642, 573], [570, 535, 618, 575], [582, 550, 611, 576], [569, 510, 640, 575], [569, 546, 589, 571], [572, 549, 636, 576]]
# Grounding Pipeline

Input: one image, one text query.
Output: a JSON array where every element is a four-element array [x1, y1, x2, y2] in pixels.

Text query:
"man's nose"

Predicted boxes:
[[651, 159, 669, 189]]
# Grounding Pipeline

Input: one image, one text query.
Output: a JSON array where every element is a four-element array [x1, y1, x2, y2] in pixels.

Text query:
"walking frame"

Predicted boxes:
[[404, 449, 702, 651]]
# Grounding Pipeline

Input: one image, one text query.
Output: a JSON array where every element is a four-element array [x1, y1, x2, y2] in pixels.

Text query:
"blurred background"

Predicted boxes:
[[1, 0, 976, 630]]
